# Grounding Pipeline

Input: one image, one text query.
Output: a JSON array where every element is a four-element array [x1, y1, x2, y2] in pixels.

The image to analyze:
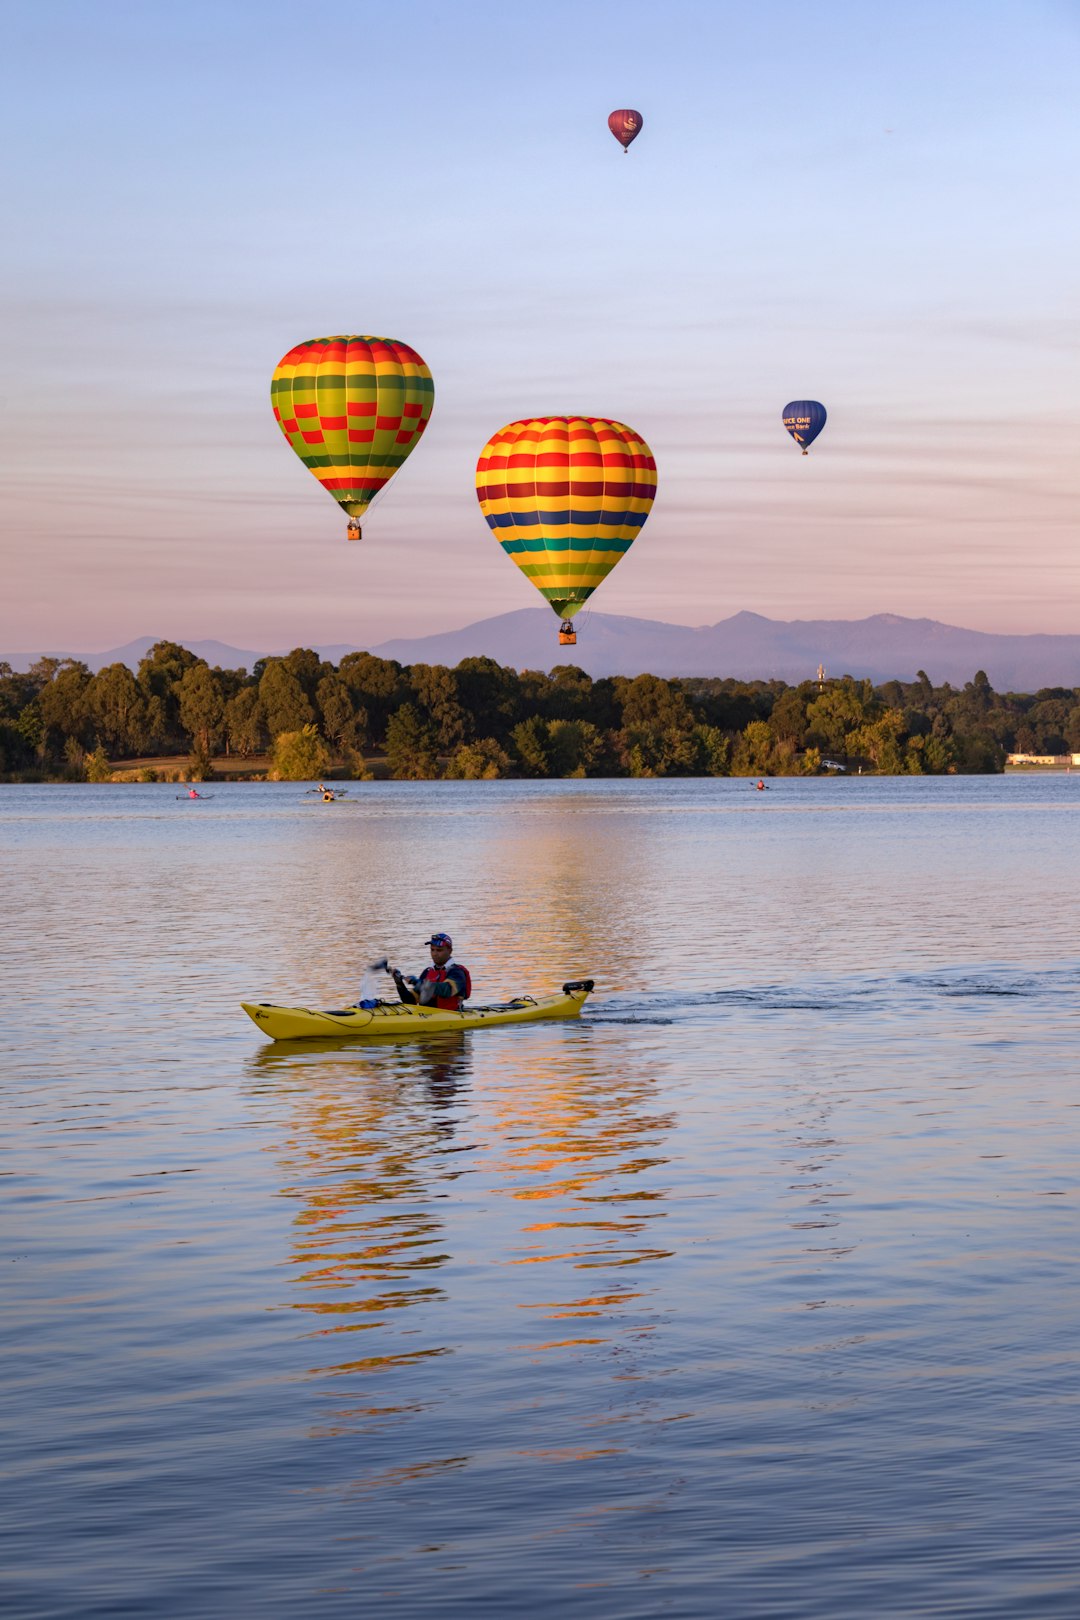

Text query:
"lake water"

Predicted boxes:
[[3, 777, 1079, 1618]]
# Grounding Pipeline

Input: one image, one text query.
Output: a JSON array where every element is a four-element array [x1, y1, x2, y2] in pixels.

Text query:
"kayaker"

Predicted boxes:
[[392, 933, 471, 1009], [188, 788, 200, 799]]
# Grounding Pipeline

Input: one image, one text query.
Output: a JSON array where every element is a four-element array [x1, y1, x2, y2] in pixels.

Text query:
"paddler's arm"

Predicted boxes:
[[391, 968, 417, 1005]]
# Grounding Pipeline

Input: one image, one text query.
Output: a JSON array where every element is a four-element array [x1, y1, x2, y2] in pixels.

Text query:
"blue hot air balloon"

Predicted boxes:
[[782, 400, 827, 454]]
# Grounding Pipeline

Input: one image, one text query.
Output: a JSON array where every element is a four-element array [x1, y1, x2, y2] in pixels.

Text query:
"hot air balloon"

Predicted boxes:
[[476, 417, 657, 646], [608, 109, 643, 152], [782, 400, 827, 455], [271, 336, 434, 539]]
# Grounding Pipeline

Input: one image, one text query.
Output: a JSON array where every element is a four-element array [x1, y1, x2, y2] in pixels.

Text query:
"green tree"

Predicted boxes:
[[177, 663, 224, 756], [616, 673, 693, 733], [547, 718, 604, 776], [137, 641, 200, 746], [26, 656, 61, 688], [953, 731, 1005, 773], [511, 715, 551, 776], [550, 663, 614, 725], [63, 736, 87, 778], [85, 744, 112, 782], [16, 702, 46, 762], [967, 670, 994, 713], [848, 709, 906, 773], [614, 674, 700, 775], [922, 734, 954, 773], [36, 659, 93, 754], [186, 744, 213, 782], [805, 679, 875, 757], [693, 724, 731, 776], [385, 702, 439, 779], [454, 656, 522, 742], [259, 661, 314, 738], [731, 719, 776, 775], [769, 685, 812, 744], [316, 672, 365, 751], [444, 737, 511, 779], [681, 676, 767, 732], [270, 724, 331, 781], [337, 652, 404, 745], [87, 663, 147, 755], [408, 663, 467, 748], [0, 662, 26, 721], [224, 687, 265, 756], [279, 647, 333, 706], [1024, 695, 1071, 753], [902, 736, 926, 774]]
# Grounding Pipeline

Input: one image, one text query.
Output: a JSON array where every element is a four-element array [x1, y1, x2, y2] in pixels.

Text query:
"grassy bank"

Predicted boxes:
[[104, 752, 395, 782]]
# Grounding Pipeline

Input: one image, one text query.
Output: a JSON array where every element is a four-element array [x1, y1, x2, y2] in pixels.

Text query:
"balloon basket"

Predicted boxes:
[[558, 631, 577, 646], [346, 523, 362, 541]]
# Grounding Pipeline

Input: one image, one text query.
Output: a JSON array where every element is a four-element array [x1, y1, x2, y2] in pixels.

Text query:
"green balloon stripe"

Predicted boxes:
[[271, 374, 434, 398], [294, 452, 415, 471]]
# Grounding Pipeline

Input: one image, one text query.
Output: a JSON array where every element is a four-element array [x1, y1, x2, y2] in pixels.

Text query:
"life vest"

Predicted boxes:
[[417, 962, 471, 1011]]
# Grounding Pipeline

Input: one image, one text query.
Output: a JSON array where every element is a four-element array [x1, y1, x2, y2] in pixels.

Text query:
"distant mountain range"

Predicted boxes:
[[6, 611, 1080, 691]]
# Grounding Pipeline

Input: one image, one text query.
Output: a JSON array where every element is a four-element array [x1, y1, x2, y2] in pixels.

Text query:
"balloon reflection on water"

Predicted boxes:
[[479, 1037, 676, 1355], [247, 1015, 678, 1412], [249, 1035, 472, 1389]]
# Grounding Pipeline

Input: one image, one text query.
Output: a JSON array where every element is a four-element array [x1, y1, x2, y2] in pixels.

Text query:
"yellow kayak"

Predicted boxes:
[[242, 980, 594, 1042]]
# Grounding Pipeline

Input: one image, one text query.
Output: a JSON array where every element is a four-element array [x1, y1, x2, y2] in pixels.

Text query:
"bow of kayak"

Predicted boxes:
[[242, 980, 594, 1041]]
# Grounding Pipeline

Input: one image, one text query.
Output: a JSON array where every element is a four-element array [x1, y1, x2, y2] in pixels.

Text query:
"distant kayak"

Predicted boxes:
[[243, 980, 595, 1041], [176, 793, 214, 800]]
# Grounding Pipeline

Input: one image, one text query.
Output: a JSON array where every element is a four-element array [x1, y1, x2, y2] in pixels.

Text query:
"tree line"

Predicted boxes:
[[1, 641, 1078, 781]]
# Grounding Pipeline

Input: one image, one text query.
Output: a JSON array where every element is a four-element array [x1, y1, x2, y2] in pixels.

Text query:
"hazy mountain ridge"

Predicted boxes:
[[6, 610, 1080, 690]]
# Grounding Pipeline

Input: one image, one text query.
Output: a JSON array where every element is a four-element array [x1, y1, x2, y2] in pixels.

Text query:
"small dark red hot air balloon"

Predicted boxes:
[[608, 108, 643, 153]]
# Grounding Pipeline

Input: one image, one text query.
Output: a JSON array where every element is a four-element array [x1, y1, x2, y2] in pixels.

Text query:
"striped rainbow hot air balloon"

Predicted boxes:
[[271, 335, 434, 539], [475, 417, 657, 645]]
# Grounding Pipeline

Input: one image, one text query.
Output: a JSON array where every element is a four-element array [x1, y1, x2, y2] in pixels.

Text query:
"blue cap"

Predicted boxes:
[[424, 932, 452, 948]]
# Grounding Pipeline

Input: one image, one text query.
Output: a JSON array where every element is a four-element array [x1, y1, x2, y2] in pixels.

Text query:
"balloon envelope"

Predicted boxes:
[[608, 109, 643, 150], [782, 400, 827, 452], [476, 417, 657, 622], [271, 335, 434, 523]]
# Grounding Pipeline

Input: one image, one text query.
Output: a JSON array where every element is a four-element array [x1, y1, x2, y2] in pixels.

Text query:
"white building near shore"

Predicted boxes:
[[1006, 753, 1080, 767]]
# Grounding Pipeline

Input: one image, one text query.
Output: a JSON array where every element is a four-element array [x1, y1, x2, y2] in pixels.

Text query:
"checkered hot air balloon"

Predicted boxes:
[[475, 417, 657, 646], [271, 336, 434, 540]]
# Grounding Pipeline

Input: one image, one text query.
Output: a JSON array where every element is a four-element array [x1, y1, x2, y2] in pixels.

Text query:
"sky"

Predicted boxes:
[[2, 0, 1079, 653]]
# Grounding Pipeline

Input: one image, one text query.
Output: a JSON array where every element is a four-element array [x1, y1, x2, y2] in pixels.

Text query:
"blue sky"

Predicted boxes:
[[2, 0, 1079, 651]]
